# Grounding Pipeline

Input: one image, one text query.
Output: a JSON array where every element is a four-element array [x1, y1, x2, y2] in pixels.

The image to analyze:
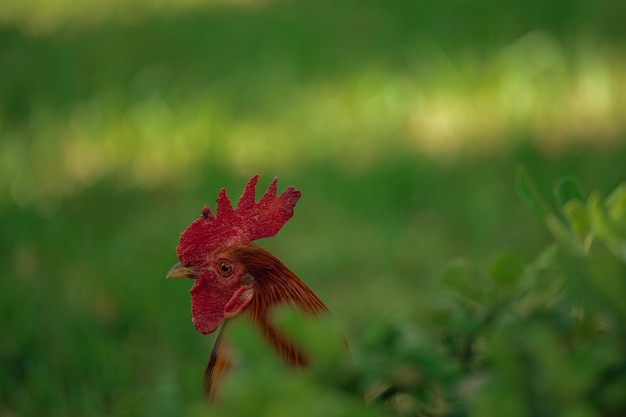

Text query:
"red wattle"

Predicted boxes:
[[190, 277, 231, 335]]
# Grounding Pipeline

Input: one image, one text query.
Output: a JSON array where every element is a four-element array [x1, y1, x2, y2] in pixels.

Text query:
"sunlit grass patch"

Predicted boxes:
[[1, 29, 624, 210]]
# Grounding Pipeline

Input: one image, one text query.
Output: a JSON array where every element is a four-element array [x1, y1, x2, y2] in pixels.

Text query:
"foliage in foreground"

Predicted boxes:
[[207, 168, 626, 417]]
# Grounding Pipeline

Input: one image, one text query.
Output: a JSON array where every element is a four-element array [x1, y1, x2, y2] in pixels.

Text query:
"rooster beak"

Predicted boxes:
[[166, 262, 198, 279]]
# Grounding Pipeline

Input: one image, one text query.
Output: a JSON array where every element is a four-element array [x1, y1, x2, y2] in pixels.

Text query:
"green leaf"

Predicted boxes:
[[515, 166, 552, 219], [440, 258, 483, 303], [489, 250, 525, 289], [588, 192, 626, 262], [545, 214, 584, 254], [531, 243, 559, 271], [554, 176, 586, 210], [516, 168, 583, 252], [588, 192, 613, 240], [563, 200, 590, 242], [605, 183, 626, 235]]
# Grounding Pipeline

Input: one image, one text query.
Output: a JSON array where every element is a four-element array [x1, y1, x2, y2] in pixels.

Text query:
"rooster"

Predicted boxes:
[[166, 175, 329, 400]]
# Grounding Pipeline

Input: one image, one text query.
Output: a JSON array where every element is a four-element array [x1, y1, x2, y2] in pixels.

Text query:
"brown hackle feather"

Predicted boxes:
[[203, 244, 329, 400]]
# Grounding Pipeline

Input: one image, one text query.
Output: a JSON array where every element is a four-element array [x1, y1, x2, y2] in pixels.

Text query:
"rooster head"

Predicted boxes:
[[166, 175, 301, 334]]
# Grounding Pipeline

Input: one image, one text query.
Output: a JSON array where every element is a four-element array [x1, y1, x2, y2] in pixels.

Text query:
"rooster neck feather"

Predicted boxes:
[[203, 244, 328, 400], [234, 244, 329, 319]]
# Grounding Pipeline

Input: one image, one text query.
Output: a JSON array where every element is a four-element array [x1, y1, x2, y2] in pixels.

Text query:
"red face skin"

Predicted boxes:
[[178, 251, 255, 335]]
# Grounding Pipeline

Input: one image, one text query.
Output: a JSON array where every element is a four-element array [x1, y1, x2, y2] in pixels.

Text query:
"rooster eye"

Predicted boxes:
[[217, 261, 234, 277]]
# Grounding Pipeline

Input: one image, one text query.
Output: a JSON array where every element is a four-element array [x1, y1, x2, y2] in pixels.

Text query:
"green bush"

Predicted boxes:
[[210, 168, 626, 417]]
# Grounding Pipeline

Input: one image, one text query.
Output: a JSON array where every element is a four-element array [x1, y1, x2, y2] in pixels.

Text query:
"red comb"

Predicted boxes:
[[176, 175, 301, 264]]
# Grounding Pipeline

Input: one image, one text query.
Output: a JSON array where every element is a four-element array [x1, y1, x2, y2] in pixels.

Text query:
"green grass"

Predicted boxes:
[[3, 148, 626, 415], [1, 0, 626, 415]]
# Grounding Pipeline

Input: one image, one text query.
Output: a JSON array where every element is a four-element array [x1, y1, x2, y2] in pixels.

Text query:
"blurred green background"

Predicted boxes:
[[1, 0, 625, 415]]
